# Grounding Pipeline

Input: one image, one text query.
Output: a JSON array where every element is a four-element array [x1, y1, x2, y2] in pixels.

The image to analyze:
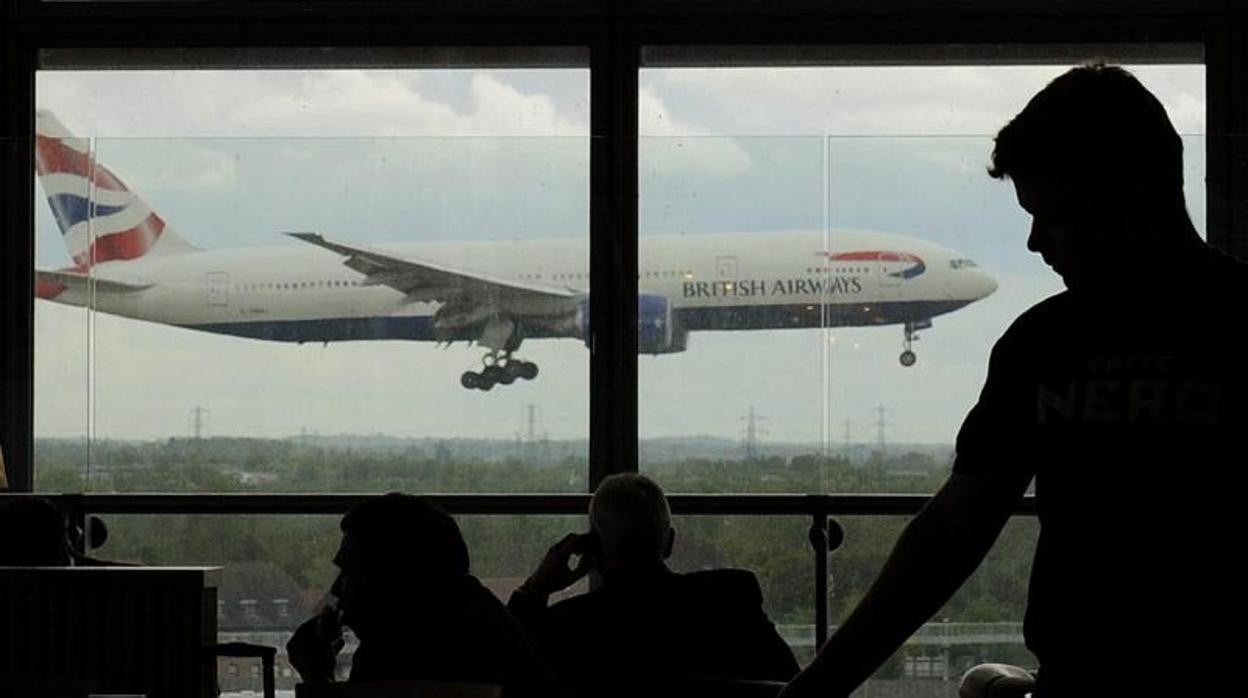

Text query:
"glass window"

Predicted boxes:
[[638, 61, 1205, 488], [34, 63, 591, 493]]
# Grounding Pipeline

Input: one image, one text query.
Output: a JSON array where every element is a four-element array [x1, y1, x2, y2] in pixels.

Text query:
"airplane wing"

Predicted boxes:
[[36, 268, 154, 294], [286, 232, 578, 308]]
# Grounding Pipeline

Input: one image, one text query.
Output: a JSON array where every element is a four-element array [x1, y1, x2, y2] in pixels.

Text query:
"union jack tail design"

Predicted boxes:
[[35, 110, 198, 268]]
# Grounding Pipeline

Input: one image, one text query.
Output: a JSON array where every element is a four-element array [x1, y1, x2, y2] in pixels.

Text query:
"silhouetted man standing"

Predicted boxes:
[[509, 473, 799, 696], [782, 64, 1248, 697]]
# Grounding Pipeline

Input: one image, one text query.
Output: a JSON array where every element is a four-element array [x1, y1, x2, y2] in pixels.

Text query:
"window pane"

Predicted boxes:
[[638, 63, 1205, 485], [34, 67, 590, 492]]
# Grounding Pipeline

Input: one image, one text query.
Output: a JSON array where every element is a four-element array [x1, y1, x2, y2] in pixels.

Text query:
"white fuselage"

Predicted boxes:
[[41, 229, 997, 346]]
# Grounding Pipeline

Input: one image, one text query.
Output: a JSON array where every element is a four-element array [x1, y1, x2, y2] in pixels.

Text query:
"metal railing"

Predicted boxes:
[[0, 491, 1037, 648], [779, 622, 1025, 648]]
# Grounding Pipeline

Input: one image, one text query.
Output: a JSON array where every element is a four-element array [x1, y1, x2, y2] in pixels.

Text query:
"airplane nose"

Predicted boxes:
[[974, 270, 998, 299]]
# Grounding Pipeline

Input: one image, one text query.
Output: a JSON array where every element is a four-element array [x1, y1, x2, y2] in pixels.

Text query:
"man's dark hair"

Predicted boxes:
[[340, 493, 469, 580], [989, 63, 1186, 210]]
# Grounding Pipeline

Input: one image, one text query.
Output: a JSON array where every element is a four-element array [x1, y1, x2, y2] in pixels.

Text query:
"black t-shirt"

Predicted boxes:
[[952, 244, 1248, 686], [350, 575, 555, 698]]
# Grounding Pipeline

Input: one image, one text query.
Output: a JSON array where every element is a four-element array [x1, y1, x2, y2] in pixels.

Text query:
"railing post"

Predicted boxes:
[[62, 493, 88, 557], [809, 513, 828, 649]]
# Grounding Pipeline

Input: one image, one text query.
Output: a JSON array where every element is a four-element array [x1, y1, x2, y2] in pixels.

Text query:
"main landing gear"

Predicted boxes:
[[460, 350, 539, 391], [899, 319, 929, 368]]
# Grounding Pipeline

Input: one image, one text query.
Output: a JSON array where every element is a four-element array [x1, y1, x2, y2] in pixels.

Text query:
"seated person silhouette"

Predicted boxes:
[[287, 493, 554, 697], [507, 473, 799, 696], [780, 64, 1248, 698]]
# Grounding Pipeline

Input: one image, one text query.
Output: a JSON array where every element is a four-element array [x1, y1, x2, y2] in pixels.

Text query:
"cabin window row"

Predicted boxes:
[[804, 267, 870, 274], [233, 281, 365, 292]]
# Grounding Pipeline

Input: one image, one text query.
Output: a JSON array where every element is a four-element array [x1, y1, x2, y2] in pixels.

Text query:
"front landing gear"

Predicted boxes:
[[461, 351, 539, 391], [899, 319, 929, 368]]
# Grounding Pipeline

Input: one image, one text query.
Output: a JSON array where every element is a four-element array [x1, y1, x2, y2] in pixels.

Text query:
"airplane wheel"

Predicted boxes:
[[504, 361, 526, 378], [519, 362, 539, 380], [497, 371, 516, 386], [461, 371, 481, 389], [900, 350, 917, 367], [483, 365, 506, 384]]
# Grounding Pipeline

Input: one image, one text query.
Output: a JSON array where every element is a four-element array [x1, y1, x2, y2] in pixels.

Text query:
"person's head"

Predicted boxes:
[[588, 473, 675, 574], [331, 493, 469, 635], [989, 63, 1197, 291], [0, 497, 73, 566]]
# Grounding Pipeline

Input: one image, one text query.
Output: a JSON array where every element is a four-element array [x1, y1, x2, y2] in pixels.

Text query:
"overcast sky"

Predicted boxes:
[[33, 63, 1205, 450]]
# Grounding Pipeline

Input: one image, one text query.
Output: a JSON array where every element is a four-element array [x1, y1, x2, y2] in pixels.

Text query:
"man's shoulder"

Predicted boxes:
[[676, 568, 764, 604], [544, 585, 608, 621], [1195, 245, 1248, 290], [1011, 291, 1072, 329], [988, 291, 1071, 358], [545, 568, 764, 616]]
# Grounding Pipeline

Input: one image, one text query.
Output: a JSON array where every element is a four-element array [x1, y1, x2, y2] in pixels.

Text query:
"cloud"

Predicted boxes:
[[100, 141, 241, 193], [227, 71, 587, 137], [37, 70, 588, 137], [639, 87, 753, 177], [644, 65, 1205, 136]]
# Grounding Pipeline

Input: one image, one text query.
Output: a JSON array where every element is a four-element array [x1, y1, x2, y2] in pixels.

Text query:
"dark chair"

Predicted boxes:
[[208, 641, 277, 698], [959, 663, 1036, 698]]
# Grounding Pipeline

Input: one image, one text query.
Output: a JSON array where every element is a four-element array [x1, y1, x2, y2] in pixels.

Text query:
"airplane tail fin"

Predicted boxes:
[[35, 110, 198, 268]]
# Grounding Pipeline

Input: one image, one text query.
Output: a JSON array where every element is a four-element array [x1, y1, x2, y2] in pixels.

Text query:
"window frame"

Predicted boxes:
[[1, 1, 1245, 493]]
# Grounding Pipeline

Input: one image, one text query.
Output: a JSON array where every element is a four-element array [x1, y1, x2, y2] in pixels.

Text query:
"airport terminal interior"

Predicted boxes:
[[1, 1, 1245, 696]]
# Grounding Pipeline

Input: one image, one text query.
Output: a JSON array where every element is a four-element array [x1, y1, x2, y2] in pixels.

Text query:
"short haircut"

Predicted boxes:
[[340, 493, 469, 580], [589, 473, 672, 562], [989, 63, 1186, 209]]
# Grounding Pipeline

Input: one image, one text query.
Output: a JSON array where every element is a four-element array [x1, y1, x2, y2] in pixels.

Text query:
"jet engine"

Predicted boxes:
[[577, 294, 688, 354]]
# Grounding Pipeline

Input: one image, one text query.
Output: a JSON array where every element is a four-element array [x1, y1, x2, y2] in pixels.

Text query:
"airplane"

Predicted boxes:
[[34, 110, 998, 391]]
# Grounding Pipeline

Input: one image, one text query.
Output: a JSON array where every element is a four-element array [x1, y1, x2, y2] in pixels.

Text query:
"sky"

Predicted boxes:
[[32, 63, 1206, 449]]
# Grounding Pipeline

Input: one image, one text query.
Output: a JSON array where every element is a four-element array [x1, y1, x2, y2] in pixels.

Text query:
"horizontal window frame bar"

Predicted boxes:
[[643, 42, 1206, 68], [0, 492, 1037, 517], [8, 1, 1236, 24]]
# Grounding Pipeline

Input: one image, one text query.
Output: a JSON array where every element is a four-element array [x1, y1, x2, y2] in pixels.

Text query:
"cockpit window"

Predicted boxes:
[[950, 258, 978, 269]]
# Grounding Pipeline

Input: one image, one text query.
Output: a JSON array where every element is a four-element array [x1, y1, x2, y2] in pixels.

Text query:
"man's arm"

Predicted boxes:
[[780, 469, 1030, 698], [286, 608, 345, 683], [507, 533, 595, 634]]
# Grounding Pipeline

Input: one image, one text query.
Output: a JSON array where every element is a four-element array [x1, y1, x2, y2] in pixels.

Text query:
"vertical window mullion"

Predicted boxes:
[[588, 24, 639, 490], [0, 23, 35, 492]]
